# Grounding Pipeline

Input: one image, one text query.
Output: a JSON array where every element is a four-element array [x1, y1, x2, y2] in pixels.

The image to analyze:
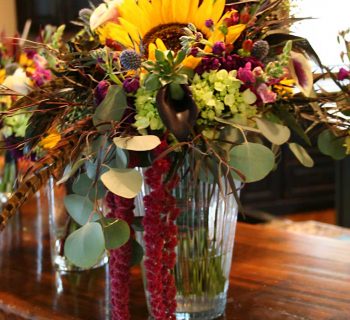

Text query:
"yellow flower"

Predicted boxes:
[[274, 78, 295, 97], [97, 0, 245, 68], [38, 130, 61, 149], [19, 53, 34, 68], [0, 69, 6, 83]]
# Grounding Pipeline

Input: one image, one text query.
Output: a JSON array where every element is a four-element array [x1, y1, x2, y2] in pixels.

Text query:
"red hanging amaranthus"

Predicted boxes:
[[106, 192, 135, 320], [142, 141, 180, 319]]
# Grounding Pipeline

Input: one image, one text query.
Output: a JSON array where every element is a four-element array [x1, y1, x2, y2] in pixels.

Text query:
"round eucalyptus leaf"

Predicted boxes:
[[115, 147, 129, 168], [317, 129, 346, 160], [229, 143, 275, 183], [289, 143, 314, 167], [64, 222, 105, 268], [113, 135, 161, 151], [103, 219, 130, 250], [64, 194, 99, 225], [255, 117, 291, 145], [72, 174, 93, 196], [101, 168, 142, 199]]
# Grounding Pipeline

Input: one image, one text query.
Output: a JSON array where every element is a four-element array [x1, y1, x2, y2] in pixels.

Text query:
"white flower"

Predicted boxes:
[[2, 68, 32, 96], [90, 0, 122, 31]]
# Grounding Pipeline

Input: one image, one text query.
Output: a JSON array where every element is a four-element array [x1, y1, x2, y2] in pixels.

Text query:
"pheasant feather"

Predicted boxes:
[[0, 135, 80, 231]]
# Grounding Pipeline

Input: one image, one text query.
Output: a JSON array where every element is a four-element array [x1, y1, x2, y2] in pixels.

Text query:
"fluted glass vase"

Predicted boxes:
[[135, 168, 240, 320]]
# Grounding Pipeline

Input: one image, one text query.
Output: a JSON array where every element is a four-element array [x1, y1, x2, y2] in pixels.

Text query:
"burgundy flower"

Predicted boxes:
[[94, 80, 110, 105], [212, 42, 226, 55], [338, 67, 350, 81], [123, 77, 140, 93]]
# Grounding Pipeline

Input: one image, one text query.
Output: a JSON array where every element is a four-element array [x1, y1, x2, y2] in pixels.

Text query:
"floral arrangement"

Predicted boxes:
[[0, 28, 53, 195], [0, 1, 348, 319]]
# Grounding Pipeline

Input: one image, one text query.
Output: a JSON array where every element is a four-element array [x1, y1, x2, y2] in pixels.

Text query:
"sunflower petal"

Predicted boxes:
[[195, 0, 214, 32], [174, 0, 190, 23], [155, 38, 167, 51], [162, 0, 173, 23], [211, 0, 226, 24], [148, 43, 157, 60], [226, 24, 246, 45], [118, 18, 142, 45]]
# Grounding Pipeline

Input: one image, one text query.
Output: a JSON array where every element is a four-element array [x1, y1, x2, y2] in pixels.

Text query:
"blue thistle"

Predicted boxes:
[[251, 40, 269, 60], [120, 49, 141, 70]]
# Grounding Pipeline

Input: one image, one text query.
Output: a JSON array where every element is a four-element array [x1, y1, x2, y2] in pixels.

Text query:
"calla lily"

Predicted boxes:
[[90, 0, 122, 31], [289, 51, 313, 97], [2, 68, 32, 95]]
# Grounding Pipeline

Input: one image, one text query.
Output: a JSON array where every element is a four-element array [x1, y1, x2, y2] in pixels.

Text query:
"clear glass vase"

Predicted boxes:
[[135, 168, 240, 320], [46, 176, 108, 272]]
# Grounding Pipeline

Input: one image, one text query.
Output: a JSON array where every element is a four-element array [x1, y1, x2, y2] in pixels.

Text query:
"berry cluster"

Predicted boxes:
[[106, 193, 135, 320], [142, 142, 180, 320]]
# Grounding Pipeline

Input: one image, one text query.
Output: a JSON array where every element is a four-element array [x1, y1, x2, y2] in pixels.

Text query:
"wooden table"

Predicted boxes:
[[1, 196, 350, 320]]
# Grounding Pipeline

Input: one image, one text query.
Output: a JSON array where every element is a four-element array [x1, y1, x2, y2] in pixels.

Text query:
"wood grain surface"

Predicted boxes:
[[0, 194, 350, 320]]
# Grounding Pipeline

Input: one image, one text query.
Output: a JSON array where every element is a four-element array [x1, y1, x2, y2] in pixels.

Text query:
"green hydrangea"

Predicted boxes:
[[190, 69, 258, 126], [1, 111, 30, 138], [134, 87, 164, 132]]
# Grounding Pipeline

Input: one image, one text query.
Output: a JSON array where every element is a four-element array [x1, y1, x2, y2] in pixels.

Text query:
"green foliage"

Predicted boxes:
[[317, 129, 347, 160], [255, 117, 291, 145], [102, 218, 130, 250], [93, 85, 127, 131], [100, 168, 142, 199], [64, 194, 99, 225], [229, 142, 275, 182], [130, 239, 144, 266], [142, 49, 190, 91], [289, 143, 314, 167], [64, 222, 105, 268]]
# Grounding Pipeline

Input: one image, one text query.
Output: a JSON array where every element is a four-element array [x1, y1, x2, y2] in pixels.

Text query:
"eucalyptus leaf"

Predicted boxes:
[[64, 194, 99, 225], [130, 239, 144, 266], [255, 117, 291, 145], [113, 135, 161, 151], [229, 143, 275, 183], [92, 85, 127, 131], [274, 105, 311, 146], [72, 174, 93, 196], [101, 168, 142, 198], [317, 129, 346, 160], [64, 222, 105, 268], [115, 147, 129, 168], [72, 173, 106, 201], [144, 74, 161, 91], [103, 219, 130, 250], [288, 143, 314, 167], [56, 159, 85, 185], [131, 217, 144, 232]]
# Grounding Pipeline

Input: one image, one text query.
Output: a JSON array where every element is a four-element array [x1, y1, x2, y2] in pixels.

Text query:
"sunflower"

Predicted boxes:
[[97, 0, 245, 66]]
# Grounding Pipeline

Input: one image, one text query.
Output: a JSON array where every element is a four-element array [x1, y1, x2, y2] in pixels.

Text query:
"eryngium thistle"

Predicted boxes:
[[251, 40, 269, 60], [120, 49, 141, 70]]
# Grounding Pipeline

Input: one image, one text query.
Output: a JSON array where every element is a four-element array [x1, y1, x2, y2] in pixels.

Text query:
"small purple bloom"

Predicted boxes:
[[123, 77, 140, 93], [338, 67, 350, 81], [95, 80, 110, 105], [237, 62, 256, 84], [190, 47, 199, 57], [212, 42, 226, 55], [205, 19, 214, 29]]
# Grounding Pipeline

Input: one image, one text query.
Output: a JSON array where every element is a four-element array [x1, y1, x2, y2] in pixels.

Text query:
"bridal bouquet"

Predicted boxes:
[[0, 1, 347, 319]]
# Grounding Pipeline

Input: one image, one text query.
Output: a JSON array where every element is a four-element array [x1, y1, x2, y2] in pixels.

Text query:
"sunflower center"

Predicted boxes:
[[143, 23, 188, 53]]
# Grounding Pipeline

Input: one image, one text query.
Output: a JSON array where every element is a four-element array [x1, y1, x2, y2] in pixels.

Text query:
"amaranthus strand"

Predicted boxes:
[[143, 141, 180, 319], [106, 192, 135, 320]]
